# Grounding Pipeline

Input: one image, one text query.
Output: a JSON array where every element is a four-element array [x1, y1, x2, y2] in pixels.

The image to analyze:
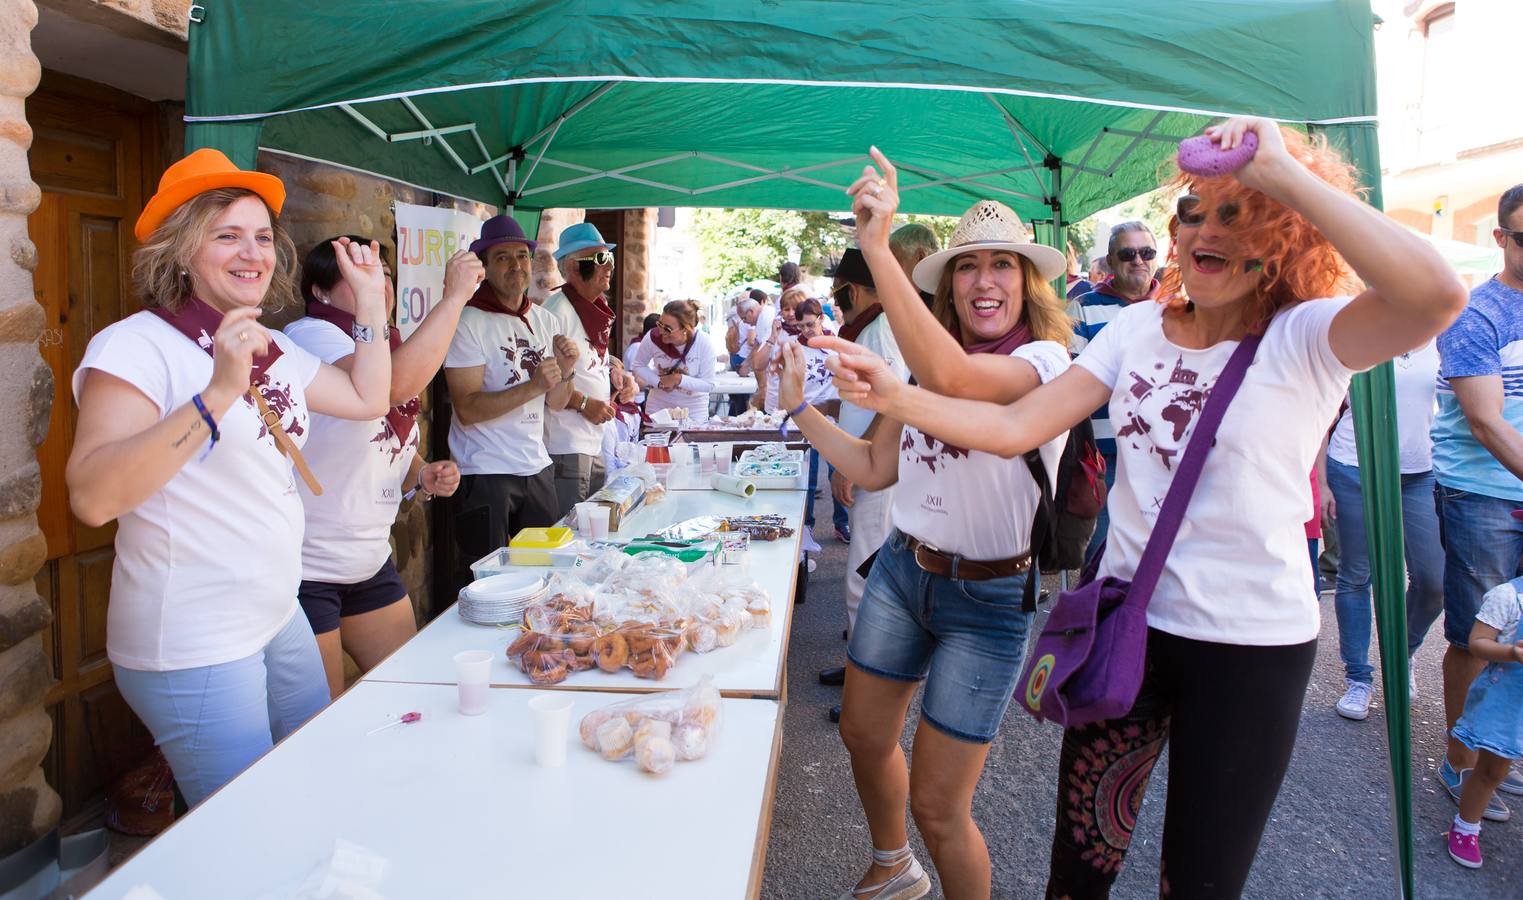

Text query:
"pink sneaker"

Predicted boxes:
[[1447, 828, 1482, 869]]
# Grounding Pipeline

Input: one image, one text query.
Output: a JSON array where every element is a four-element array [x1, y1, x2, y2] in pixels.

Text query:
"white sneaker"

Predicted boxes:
[[1336, 680, 1374, 720], [1409, 669, 1417, 701]]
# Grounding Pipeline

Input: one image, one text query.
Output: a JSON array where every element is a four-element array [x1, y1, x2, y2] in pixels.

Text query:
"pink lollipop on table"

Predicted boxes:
[[1177, 130, 1258, 177]]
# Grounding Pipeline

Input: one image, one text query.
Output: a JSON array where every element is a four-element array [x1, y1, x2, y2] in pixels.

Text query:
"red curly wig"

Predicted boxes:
[[1158, 126, 1364, 332]]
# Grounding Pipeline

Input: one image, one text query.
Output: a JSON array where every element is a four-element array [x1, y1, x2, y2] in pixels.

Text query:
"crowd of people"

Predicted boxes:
[[63, 110, 1523, 896]]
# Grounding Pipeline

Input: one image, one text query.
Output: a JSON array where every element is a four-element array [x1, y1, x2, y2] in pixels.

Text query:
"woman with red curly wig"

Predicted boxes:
[[817, 117, 1467, 898]]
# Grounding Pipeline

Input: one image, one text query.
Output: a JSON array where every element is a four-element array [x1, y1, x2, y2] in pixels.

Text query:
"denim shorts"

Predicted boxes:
[[1453, 661, 1523, 761], [297, 558, 408, 635], [848, 529, 1033, 743], [1435, 484, 1523, 648]]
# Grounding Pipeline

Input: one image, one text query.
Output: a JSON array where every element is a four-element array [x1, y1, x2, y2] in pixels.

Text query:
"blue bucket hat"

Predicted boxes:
[[553, 222, 617, 261]]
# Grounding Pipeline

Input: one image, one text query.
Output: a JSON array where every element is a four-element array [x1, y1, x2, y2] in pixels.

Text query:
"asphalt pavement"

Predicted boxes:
[[761, 496, 1523, 899]]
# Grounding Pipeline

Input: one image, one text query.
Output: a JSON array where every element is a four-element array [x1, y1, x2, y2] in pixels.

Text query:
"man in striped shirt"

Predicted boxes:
[[1068, 221, 1159, 562]]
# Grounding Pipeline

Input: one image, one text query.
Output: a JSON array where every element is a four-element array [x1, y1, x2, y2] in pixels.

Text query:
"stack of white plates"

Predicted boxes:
[[458, 572, 547, 626]]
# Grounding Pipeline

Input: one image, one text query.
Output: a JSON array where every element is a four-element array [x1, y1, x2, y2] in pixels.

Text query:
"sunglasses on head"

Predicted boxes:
[[1176, 194, 1239, 228], [1501, 227, 1523, 249], [1115, 246, 1157, 263]]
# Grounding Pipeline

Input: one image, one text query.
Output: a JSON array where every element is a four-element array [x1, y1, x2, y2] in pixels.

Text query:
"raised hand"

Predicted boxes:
[[207, 306, 272, 404], [1202, 116, 1293, 197], [332, 237, 387, 313], [616, 372, 639, 403], [844, 146, 900, 251], [778, 341, 808, 411], [531, 357, 563, 392], [811, 335, 903, 413], [553, 334, 580, 373], [442, 249, 485, 305]]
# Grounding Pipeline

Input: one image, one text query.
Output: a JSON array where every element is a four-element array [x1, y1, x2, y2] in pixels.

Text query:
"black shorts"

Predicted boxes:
[[297, 558, 409, 635]]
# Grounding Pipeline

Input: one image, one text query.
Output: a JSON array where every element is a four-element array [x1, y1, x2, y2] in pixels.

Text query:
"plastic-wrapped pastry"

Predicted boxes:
[[673, 723, 709, 761], [595, 717, 635, 761], [577, 677, 723, 774], [635, 736, 676, 775], [580, 709, 613, 751]]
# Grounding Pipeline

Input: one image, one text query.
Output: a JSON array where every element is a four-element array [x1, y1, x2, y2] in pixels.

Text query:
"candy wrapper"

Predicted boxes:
[[579, 677, 724, 774]]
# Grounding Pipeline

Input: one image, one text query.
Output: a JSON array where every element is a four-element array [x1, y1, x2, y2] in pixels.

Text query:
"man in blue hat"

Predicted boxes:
[[444, 215, 579, 585], [541, 222, 636, 515]]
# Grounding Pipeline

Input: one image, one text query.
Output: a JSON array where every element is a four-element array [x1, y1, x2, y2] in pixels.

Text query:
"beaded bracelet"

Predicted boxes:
[[191, 393, 220, 461]]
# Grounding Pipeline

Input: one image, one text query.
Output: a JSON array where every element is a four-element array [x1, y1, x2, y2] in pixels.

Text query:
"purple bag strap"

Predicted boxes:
[[1125, 332, 1262, 602]]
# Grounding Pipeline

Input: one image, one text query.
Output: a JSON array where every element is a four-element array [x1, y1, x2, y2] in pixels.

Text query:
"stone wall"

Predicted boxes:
[[620, 208, 656, 337], [256, 151, 495, 625], [529, 207, 584, 303], [0, 0, 63, 858]]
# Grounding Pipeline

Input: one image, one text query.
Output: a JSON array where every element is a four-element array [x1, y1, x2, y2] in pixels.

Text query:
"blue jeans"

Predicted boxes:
[[1435, 484, 1523, 649], [804, 449, 847, 531], [1084, 448, 1119, 565], [1326, 460, 1444, 683], [848, 530, 1033, 743], [114, 611, 330, 807]]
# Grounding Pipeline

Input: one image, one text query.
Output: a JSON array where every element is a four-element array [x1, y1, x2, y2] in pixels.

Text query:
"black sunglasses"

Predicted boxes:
[[1501, 227, 1523, 249], [1176, 194, 1239, 228], [1115, 246, 1157, 263], [658, 321, 678, 334]]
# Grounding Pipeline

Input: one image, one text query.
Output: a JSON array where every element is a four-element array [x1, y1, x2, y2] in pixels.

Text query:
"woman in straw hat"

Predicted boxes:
[[66, 149, 393, 806], [820, 120, 1466, 897], [778, 180, 1075, 897], [284, 237, 482, 698]]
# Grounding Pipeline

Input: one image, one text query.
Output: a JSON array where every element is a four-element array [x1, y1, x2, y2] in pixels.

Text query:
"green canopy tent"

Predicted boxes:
[[183, 1, 1415, 892]]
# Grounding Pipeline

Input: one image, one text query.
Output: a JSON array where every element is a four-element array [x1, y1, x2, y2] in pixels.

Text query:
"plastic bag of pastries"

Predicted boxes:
[[577, 676, 724, 774]]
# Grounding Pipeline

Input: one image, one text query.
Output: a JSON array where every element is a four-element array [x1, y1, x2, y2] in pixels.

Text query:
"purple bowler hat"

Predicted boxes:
[[469, 214, 538, 256]]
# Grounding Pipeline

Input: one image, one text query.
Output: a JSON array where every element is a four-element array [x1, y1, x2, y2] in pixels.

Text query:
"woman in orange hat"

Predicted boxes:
[[64, 149, 393, 807]]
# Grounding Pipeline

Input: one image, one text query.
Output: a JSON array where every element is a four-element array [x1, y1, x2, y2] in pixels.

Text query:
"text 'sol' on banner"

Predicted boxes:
[[394, 202, 482, 339]]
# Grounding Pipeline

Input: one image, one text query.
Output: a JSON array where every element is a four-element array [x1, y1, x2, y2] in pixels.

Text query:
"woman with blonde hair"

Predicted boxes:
[[633, 299, 716, 424], [783, 188, 1073, 898], [822, 122, 1467, 897], [66, 149, 392, 806]]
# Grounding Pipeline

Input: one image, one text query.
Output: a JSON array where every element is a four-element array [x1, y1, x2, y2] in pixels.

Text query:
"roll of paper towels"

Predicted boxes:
[[711, 473, 756, 498]]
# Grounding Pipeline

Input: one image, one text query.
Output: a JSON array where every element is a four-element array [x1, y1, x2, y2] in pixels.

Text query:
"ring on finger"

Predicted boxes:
[[238, 332, 248, 343]]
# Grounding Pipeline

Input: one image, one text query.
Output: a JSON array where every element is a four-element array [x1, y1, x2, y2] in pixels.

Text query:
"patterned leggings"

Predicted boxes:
[[1045, 629, 1317, 899]]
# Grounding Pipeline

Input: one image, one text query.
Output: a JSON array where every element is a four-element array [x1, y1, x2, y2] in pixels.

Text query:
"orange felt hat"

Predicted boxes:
[[134, 148, 286, 242]]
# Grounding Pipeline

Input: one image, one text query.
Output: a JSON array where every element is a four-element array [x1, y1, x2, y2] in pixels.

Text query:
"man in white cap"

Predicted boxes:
[[444, 214, 579, 585], [542, 222, 637, 516]]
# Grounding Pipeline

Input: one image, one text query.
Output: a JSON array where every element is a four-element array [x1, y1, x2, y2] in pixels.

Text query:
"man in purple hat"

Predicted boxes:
[[443, 214, 579, 585], [541, 222, 637, 516]]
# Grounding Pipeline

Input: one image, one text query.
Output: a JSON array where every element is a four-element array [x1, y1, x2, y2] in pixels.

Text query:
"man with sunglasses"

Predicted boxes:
[[1432, 184, 1523, 816], [1068, 221, 1160, 561], [542, 222, 636, 517]]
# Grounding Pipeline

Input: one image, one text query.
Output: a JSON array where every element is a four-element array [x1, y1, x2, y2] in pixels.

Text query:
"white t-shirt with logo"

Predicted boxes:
[[72, 311, 320, 671], [839, 314, 909, 439], [1328, 338, 1438, 474], [892, 341, 1070, 561], [1074, 298, 1361, 645], [760, 339, 839, 413], [634, 329, 718, 423], [541, 290, 613, 457], [284, 317, 419, 584], [444, 304, 560, 477]]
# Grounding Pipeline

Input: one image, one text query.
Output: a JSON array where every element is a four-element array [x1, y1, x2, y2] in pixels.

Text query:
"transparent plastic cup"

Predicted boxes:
[[453, 650, 492, 715], [528, 694, 575, 767]]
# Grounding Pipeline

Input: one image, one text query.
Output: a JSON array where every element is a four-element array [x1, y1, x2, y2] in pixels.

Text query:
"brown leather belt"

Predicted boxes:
[[904, 534, 1032, 582]]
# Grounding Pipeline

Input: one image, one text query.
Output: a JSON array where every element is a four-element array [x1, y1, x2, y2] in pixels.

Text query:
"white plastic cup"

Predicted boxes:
[[527, 694, 575, 767], [574, 501, 602, 539], [716, 442, 733, 474], [584, 504, 611, 539], [453, 650, 492, 716]]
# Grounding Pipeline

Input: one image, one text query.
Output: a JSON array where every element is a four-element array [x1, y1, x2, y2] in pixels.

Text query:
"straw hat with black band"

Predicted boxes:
[[910, 200, 1067, 294]]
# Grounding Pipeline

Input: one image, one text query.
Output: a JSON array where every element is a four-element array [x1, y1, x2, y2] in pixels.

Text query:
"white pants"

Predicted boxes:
[[845, 484, 895, 638]]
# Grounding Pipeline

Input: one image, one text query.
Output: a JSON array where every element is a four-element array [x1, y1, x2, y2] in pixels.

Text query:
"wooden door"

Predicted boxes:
[[27, 71, 162, 820]]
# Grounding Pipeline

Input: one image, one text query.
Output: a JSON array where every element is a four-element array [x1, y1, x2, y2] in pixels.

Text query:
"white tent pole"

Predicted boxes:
[[337, 104, 388, 141], [514, 83, 618, 197], [1103, 126, 1192, 144], [985, 94, 1053, 200], [400, 96, 471, 175], [389, 122, 475, 143]]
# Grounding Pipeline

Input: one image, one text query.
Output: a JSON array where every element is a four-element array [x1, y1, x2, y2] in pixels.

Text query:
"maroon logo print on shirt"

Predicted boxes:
[[1115, 356, 1213, 471], [901, 428, 970, 473], [499, 338, 546, 387], [251, 379, 304, 444], [805, 354, 832, 386], [370, 418, 420, 464]]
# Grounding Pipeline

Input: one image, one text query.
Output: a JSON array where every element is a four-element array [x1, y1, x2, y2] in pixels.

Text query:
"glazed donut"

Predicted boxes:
[[567, 652, 595, 672], [506, 631, 542, 659], [567, 632, 596, 655], [592, 632, 630, 672], [596, 717, 635, 760], [624, 629, 659, 654], [635, 735, 676, 775], [580, 709, 612, 750], [673, 723, 708, 761], [627, 652, 658, 679], [525, 657, 568, 685], [688, 623, 717, 653]]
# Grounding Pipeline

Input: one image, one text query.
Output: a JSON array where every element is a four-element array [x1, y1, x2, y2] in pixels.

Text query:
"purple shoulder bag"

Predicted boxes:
[[1017, 332, 1261, 728]]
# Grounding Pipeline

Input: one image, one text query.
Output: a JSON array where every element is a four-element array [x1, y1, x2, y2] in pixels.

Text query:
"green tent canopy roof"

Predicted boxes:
[[186, 0, 1378, 223]]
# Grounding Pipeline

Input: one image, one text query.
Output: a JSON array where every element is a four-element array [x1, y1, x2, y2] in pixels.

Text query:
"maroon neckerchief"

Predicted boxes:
[[652, 329, 695, 363], [1093, 278, 1159, 303], [151, 297, 283, 398], [837, 303, 885, 343], [304, 300, 420, 446], [559, 281, 615, 358], [959, 321, 1031, 356], [465, 281, 534, 333]]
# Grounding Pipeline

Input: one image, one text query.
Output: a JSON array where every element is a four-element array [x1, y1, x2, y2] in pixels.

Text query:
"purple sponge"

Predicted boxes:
[[1177, 131, 1258, 177]]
